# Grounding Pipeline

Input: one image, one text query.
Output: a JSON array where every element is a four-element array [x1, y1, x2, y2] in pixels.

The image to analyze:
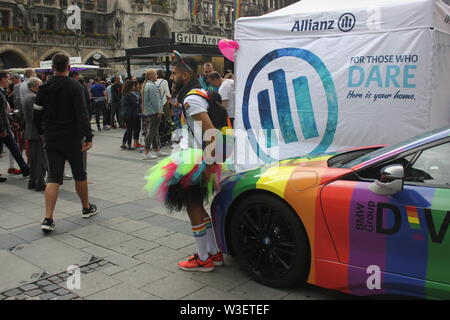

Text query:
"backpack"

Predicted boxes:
[[183, 89, 232, 161], [184, 89, 230, 130]]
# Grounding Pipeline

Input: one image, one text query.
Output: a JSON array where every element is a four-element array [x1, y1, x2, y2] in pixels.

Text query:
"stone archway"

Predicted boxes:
[[83, 50, 109, 67], [0, 48, 31, 68], [39, 48, 72, 63], [150, 19, 170, 39]]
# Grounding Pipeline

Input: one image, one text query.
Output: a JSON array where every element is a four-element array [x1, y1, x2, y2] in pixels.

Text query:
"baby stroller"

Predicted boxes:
[[158, 114, 173, 147], [8, 109, 25, 153]]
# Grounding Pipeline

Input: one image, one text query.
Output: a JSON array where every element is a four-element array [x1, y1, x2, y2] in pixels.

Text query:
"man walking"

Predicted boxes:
[[110, 76, 123, 128], [33, 53, 98, 233], [0, 72, 30, 180], [23, 77, 46, 191]]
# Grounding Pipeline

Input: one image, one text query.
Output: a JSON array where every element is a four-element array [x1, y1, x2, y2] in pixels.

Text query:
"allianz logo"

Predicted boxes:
[[291, 13, 356, 33]]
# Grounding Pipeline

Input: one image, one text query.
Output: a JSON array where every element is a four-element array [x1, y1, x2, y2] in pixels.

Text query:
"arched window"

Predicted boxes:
[[0, 51, 29, 69], [150, 20, 170, 39]]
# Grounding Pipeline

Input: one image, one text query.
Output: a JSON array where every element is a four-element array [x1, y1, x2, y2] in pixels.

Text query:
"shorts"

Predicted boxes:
[[44, 139, 86, 184]]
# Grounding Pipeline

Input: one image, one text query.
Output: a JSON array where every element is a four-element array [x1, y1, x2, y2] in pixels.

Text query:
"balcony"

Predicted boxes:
[[0, 30, 29, 43], [0, 28, 115, 48], [151, 4, 170, 14]]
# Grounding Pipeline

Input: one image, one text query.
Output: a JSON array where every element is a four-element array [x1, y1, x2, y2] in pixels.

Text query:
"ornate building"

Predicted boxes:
[[189, 0, 298, 37], [0, 0, 297, 68]]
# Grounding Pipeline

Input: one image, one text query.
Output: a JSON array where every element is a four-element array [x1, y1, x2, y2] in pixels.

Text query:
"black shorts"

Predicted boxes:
[[44, 139, 86, 184]]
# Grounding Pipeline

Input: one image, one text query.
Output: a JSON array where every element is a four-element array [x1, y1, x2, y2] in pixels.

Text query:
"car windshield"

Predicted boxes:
[[340, 127, 450, 169], [327, 147, 382, 168]]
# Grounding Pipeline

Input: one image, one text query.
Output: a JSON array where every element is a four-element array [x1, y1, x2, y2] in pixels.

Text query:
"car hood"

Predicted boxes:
[[221, 151, 354, 199]]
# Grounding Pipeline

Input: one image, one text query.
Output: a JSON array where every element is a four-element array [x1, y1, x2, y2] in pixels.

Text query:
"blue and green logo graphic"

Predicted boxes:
[[242, 48, 339, 162]]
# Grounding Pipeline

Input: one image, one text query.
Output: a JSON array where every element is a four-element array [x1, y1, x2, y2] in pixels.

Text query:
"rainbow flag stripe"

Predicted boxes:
[[407, 206, 422, 230], [234, 0, 242, 19], [192, 223, 207, 237], [189, 0, 199, 16]]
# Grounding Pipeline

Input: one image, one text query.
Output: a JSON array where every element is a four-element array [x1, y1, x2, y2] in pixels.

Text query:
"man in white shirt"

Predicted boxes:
[[165, 56, 223, 272], [207, 72, 235, 127], [155, 70, 172, 120]]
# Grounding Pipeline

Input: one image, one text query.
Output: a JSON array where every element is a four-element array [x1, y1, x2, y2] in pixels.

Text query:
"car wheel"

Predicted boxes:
[[230, 193, 310, 288]]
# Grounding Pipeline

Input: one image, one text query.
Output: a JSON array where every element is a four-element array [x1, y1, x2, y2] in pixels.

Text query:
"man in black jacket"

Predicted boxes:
[[33, 53, 98, 233], [0, 72, 30, 183], [110, 76, 123, 128]]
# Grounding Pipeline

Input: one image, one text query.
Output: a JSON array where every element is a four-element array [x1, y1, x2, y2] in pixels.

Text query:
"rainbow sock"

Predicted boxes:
[[203, 217, 219, 255], [192, 222, 209, 261]]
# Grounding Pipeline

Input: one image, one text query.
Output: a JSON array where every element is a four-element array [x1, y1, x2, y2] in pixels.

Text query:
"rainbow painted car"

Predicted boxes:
[[211, 127, 450, 299]]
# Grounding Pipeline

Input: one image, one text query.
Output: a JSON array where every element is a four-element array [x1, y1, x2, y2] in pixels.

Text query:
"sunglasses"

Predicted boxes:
[[172, 50, 195, 74]]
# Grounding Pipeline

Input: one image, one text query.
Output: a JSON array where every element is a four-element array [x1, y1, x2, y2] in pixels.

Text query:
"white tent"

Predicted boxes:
[[233, 0, 450, 169]]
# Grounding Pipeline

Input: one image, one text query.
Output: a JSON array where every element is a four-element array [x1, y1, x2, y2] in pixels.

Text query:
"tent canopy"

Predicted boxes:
[[235, 0, 450, 39]]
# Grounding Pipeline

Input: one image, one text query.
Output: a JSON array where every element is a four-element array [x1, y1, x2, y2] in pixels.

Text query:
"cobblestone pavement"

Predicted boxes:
[[0, 129, 351, 300]]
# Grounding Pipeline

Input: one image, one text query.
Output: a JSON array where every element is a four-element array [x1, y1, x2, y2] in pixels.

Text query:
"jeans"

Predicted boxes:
[[144, 114, 161, 151], [0, 129, 29, 174], [111, 102, 122, 127], [93, 100, 106, 128], [104, 103, 112, 126], [133, 115, 141, 141], [122, 115, 139, 146]]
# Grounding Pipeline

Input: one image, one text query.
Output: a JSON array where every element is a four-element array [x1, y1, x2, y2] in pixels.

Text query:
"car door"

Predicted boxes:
[[321, 141, 450, 291]]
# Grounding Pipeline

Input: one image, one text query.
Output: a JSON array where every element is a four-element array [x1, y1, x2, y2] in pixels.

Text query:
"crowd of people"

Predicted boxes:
[[0, 52, 235, 272], [0, 60, 235, 179], [73, 61, 236, 160]]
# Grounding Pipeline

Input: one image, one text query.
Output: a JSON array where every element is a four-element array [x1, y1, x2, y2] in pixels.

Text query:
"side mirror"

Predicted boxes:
[[369, 164, 404, 195]]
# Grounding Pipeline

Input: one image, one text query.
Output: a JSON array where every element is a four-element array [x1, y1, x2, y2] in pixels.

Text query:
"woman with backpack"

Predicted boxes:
[[120, 80, 139, 150]]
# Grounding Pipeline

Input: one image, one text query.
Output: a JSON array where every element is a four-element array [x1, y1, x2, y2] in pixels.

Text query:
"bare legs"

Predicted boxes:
[[44, 180, 90, 219]]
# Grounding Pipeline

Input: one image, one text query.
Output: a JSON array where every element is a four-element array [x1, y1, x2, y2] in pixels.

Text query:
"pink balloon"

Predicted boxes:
[[218, 39, 239, 62]]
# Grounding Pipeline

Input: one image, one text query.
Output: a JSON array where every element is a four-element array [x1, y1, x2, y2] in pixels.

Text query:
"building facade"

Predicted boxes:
[[0, 0, 116, 68], [189, 0, 298, 36], [0, 0, 297, 69]]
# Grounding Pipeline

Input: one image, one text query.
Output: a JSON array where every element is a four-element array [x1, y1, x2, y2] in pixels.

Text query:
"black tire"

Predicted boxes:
[[230, 193, 310, 288]]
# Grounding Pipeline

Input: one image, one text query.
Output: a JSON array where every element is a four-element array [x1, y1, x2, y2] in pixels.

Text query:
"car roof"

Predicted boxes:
[[351, 127, 450, 169]]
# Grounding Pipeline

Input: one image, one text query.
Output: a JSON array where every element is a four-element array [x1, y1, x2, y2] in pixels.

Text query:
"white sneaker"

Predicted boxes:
[[143, 152, 158, 160], [157, 151, 168, 157], [63, 172, 73, 180]]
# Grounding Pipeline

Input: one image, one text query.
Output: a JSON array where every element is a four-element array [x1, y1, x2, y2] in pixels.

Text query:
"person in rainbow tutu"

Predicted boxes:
[[145, 52, 231, 272]]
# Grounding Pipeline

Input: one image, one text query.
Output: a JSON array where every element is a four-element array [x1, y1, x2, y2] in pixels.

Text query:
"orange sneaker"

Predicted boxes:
[[178, 254, 215, 272], [210, 251, 224, 266]]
